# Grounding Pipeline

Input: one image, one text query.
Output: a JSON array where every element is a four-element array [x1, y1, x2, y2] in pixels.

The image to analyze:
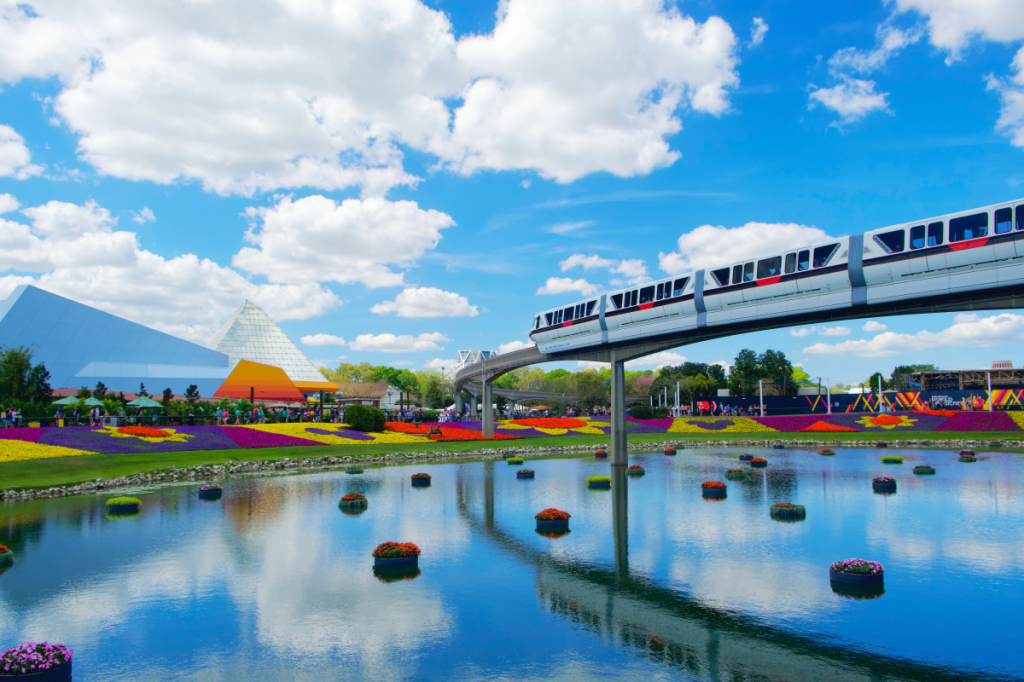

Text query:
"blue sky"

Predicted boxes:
[[1, 0, 1023, 387]]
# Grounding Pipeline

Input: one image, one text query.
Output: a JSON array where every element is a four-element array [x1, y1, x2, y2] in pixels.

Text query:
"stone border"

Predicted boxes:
[[2, 438, 1019, 503]]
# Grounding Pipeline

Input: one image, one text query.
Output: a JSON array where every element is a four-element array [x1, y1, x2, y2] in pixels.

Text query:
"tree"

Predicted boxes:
[[758, 349, 795, 395], [422, 374, 445, 408], [370, 366, 419, 394], [94, 381, 108, 400], [791, 366, 811, 384], [27, 363, 52, 404], [863, 372, 889, 393], [573, 370, 606, 408], [546, 369, 570, 380], [77, 386, 92, 399], [728, 349, 760, 395], [326, 362, 376, 383], [185, 384, 200, 405], [0, 346, 33, 401], [162, 387, 174, 406], [890, 364, 937, 392], [678, 374, 714, 406], [138, 383, 149, 397]]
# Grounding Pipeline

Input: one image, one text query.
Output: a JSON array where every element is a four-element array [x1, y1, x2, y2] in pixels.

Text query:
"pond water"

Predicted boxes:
[[1, 446, 1022, 682]]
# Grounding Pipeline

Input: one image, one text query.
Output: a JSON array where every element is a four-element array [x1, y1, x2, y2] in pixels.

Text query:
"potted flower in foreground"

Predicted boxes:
[[586, 475, 611, 490], [701, 481, 727, 499], [198, 483, 222, 500], [0, 642, 73, 680], [830, 558, 884, 585], [339, 492, 368, 511], [535, 508, 570, 532], [411, 473, 431, 487], [516, 469, 535, 479], [0, 544, 12, 567], [627, 465, 645, 476], [872, 476, 897, 493], [770, 502, 806, 520], [372, 542, 421, 571], [749, 457, 767, 468]]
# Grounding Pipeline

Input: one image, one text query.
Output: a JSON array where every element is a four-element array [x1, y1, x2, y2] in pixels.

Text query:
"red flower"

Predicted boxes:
[[701, 481, 727, 489], [341, 493, 366, 501], [750, 458, 767, 464], [800, 421, 858, 432], [428, 427, 522, 442], [628, 465, 643, 470], [726, 468, 743, 473], [0, 545, 8, 554], [411, 473, 431, 479], [535, 508, 570, 521], [118, 425, 172, 438], [372, 542, 421, 558], [773, 502, 795, 508], [510, 418, 587, 429], [386, 422, 431, 434]]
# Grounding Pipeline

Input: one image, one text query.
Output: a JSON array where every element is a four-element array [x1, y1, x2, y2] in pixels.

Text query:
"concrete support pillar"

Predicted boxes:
[[610, 351, 627, 466], [470, 391, 478, 420], [482, 379, 494, 438], [612, 465, 629, 579]]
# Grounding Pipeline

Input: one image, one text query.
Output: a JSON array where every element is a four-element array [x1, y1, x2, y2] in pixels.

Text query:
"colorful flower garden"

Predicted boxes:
[[0, 412, 1022, 463]]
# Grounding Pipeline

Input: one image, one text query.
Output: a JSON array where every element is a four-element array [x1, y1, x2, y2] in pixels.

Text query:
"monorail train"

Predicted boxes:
[[529, 198, 1024, 354]]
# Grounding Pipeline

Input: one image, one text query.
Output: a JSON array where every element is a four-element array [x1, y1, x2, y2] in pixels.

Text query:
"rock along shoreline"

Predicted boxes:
[[1, 437, 1017, 503]]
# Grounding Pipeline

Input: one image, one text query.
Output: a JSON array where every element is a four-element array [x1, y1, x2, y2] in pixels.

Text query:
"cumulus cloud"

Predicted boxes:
[[0, 124, 43, 179], [234, 195, 453, 288], [131, 207, 156, 224], [803, 313, 1024, 357], [349, 332, 449, 353], [789, 326, 851, 337], [560, 253, 648, 279], [987, 47, 1024, 148], [808, 76, 891, 123], [0, 0, 742, 194], [893, 0, 1024, 61], [370, 287, 478, 318], [659, 221, 828, 273], [577, 350, 687, 371], [424, 358, 456, 371], [0, 194, 18, 214], [862, 320, 888, 332], [536, 277, 600, 296], [300, 334, 347, 346], [498, 340, 535, 354], [0, 197, 338, 342], [750, 18, 769, 47]]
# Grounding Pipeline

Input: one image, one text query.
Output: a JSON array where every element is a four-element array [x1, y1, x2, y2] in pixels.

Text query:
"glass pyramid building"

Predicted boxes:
[[207, 301, 338, 394]]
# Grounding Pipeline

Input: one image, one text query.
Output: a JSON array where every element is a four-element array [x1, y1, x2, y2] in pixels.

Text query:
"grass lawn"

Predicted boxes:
[[1, 430, 1019, 491]]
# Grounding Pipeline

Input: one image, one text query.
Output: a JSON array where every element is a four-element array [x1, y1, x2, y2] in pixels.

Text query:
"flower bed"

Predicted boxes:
[[800, 420, 858, 432], [935, 411, 1020, 432], [220, 426, 320, 449], [668, 417, 776, 433], [753, 415, 822, 431], [0, 642, 72, 677], [516, 469, 535, 478], [535, 508, 570, 530], [340, 492, 368, 509], [509, 417, 587, 429], [770, 502, 806, 520], [701, 480, 727, 498], [0, 427, 43, 443], [428, 427, 522, 442], [701, 481, 726, 489], [117, 425, 172, 438], [385, 422, 430, 434], [917, 409, 959, 417], [872, 476, 897, 492]]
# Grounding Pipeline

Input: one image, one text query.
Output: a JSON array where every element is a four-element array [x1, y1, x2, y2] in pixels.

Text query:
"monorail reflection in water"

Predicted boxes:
[[0, 448, 1022, 681]]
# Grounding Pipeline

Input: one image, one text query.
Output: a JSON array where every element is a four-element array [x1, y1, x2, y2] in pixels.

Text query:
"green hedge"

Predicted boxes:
[[653, 407, 669, 418], [345, 405, 386, 432], [420, 410, 440, 422], [629, 404, 653, 420]]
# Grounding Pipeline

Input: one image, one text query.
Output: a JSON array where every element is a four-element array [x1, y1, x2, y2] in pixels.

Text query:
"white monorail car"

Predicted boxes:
[[529, 198, 1024, 354]]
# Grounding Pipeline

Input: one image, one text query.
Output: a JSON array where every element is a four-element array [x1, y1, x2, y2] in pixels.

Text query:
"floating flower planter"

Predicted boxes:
[[198, 483, 222, 500], [374, 568, 421, 583], [701, 481, 727, 499], [875, 442, 888, 449], [958, 455, 977, 462], [535, 508, 571, 532], [913, 465, 936, 475], [105, 496, 141, 516], [881, 455, 903, 464], [872, 476, 897, 493], [339, 492, 368, 510], [507, 457, 525, 465], [820, 448, 835, 456], [724, 468, 747, 481], [0, 544, 12, 568], [345, 467, 364, 475], [587, 475, 611, 490], [0, 642, 73, 681], [749, 458, 767, 468], [772, 441, 785, 449], [411, 473, 431, 487], [770, 502, 806, 520], [595, 450, 608, 459], [739, 454, 754, 461], [517, 469, 535, 479], [627, 465, 645, 476], [988, 441, 1001, 447], [664, 448, 676, 455], [372, 542, 420, 572], [829, 558, 884, 587]]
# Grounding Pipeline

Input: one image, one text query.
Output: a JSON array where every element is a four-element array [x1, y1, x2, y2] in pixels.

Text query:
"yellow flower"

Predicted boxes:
[[100, 426, 192, 444], [854, 415, 917, 430], [0, 441, 95, 463], [667, 418, 777, 433], [239, 423, 426, 445]]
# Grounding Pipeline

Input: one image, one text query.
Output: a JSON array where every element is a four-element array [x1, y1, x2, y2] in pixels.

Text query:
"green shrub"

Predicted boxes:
[[653, 407, 669, 418], [507, 457, 524, 464], [586, 475, 612, 484], [420, 410, 440, 422], [881, 455, 903, 464], [345, 405, 386, 432], [629, 404, 654, 420], [106, 497, 141, 507]]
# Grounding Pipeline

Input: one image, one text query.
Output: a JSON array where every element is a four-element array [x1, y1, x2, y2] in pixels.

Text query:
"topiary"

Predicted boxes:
[[629, 404, 654, 420], [345, 404, 386, 432]]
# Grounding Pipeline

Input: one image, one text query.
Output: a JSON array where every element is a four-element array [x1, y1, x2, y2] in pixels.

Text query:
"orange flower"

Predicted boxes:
[[510, 418, 587, 429], [117, 425, 172, 438], [535, 508, 571, 521], [701, 481, 727, 489], [800, 421, 858, 432], [868, 415, 904, 426], [385, 422, 430, 434], [428, 427, 522, 442]]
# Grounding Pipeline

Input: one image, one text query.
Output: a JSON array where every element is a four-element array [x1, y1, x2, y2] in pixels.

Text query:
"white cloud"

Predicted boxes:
[[536, 277, 600, 296], [659, 221, 828, 273], [808, 75, 890, 123], [803, 313, 1024, 357], [750, 18, 769, 47], [547, 221, 595, 236], [300, 334, 347, 346], [234, 195, 453, 289], [498, 340, 535, 354], [0, 197, 338, 343], [627, 351, 687, 370], [0, 194, 18, 214], [987, 47, 1024, 148], [0, 124, 43, 179], [310, 355, 345, 369], [131, 207, 156, 224], [789, 325, 851, 337], [893, 0, 1024, 61], [424, 358, 456, 371], [349, 332, 449, 353], [370, 287, 478, 318], [560, 253, 648, 279], [862, 320, 888, 332], [0, 0, 741, 194]]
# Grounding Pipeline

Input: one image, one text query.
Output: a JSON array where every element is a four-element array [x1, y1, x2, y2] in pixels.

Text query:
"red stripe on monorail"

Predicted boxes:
[[756, 276, 782, 286], [639, 302, 654, 310], [948, 237, 989, 252], [562, 321, 573, 327]]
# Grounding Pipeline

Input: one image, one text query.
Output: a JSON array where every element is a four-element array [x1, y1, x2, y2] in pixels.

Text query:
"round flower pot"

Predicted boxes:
[[872, 481, 897, 493], [664, 448, 676, 455], [345, 468, 364, 475], [875, 442, 888, 449], [739, 454, 753, 461], [198, 488, 222, 501], [749, 460, 767, 468], [820, 449, 836, 456], [106, 503, 140, 515], [772, 443, 785, 449], [626, 468, 645, 476], [829, 568, 884, 585], [958, 456, 977, 463], [595, 452, 608, 459], [507, 459, 524, 466], [374, 555, 419, 571], [339, 498, 368, 510], [701, 488, 727, 499], [913, 465, 936, 475], [725, 471, 747, 481], [0, 660, 73, 681], [588, 480, 611, 489], [536, 519, 570, 532], [411, 478, 431, 487], [770, 504, 806, 520], [0, 552, 12, 567], [517, 471, 535, 479]]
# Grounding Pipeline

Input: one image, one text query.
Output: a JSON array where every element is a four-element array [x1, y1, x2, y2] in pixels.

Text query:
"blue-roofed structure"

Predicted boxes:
[[0, 285, 230, 394]]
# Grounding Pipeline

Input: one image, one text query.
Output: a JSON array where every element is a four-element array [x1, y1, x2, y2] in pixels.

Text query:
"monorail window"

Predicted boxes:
[[563, 307, 574, 322], [631, 290, 638, 306], [673, 278, 689, 296], [873, 230, 905, 254], [785, 253, 796, 274], [656, 283, 664, 299], [995, 207, 1012, 234], [949, 212, 988, 242], [544, 312, 553, 325], [910, 225, 925, 250], [928, 222, 943, 246], [586, 301, 596, 316], [611, 293, 623, 309], [534, 316, 540, 329], [712, 268, 730, 286], [554, 310, 563, 324], [798, 250, 810, 271], [1018, 206, 1024, 231], [575, 304, 583, 319], [639, 286, 655, 304], [743, 262, 754, 281], [813, 244, 839, 268], [757, 256, 782, 279], [732, 264, 742, 283]]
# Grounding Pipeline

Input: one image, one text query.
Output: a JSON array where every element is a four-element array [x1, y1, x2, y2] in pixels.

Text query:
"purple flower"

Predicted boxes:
[[934, 412, 1020, 432], [38, 426, 239, 454], [0, 642, 72, 674], [0, 427, 43, 443], [219, 427, 320, 448]]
